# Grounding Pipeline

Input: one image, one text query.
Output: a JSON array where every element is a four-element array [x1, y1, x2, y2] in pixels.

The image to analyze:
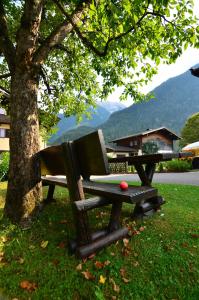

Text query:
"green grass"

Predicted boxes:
[[0, 182, 199, 300]]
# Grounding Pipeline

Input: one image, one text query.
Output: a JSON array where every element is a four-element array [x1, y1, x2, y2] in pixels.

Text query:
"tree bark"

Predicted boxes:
[[4, 67, 42, 225]]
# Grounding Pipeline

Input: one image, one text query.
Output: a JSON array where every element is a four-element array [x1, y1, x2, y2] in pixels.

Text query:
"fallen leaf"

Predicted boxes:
[[88, 253, 96, 259], [122, 277, 130, 283], [18, 257, 25, 264], [58, 241, 66, 249], [0, 252, 4, 261], [0, 236, 8, 243], [29, 245, 35, 250], [20, 280, 37, 292], [81, 270, 95, 280], [122, 248, 130, 256], [133, 261, 139, 267], [52, 259, 59, 266], [181, 242, 189, 248], [99, 275, 106, 284], [0, 252, 7, 264], [76, 263, 82, 271], [110, 278, 120, 293], [139, 226, 145, 232], [104, 260, 111, 266], [190, 233, 199, 239], [40, 240, 48, 249], [123, 238, 129, 247], [120, 268, 126, 277], [95, 261, 104, 269], [59, 220, 68, 224]]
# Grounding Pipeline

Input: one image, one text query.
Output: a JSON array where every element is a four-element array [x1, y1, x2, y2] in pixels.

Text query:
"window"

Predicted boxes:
[[0, 129, 6, 138], [0, 129, 10, 138]]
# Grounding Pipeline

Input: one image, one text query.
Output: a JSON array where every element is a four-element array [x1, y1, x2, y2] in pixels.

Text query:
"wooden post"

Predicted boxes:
[[45, 184, 55, 203], [108, 201, 123, 232], [62, 142, 92, 246]]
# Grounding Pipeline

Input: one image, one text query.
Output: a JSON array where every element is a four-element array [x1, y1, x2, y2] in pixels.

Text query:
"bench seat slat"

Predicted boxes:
[[41, 176, 157, 204], [83, 181, 157, 204]]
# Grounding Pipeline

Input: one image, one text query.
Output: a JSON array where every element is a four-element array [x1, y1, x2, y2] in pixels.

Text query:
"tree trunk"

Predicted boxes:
[[4, 68, 42, 225]]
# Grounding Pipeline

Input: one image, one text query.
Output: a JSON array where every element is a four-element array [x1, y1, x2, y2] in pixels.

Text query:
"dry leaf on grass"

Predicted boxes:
[[123, 238, 129, 247], [40, 240, 48, 249], [122, 277, 130, 283], [76, 263, 82, 271], [95, 261, 104, 269], [81, 270, 95, 280], [99, 275, 106, 284], [20, 280, 37, 292], [59, 219, 68, 224], [58, 241, 66, 249], [0, 252, 4, 262], [18, 257, 25, 264], [139, 226, 145, 232], [88, 253, 96, 259], [95, 260, 111, 269], [120, 268, 130, 283], [109, 278, 120, 293], [52, 259, 59, 266], [190, 233, 199, 239], [133, 261, 139, 267]]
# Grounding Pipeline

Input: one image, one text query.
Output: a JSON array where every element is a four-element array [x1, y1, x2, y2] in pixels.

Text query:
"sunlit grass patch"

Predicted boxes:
[[0, 182, 198, 299]]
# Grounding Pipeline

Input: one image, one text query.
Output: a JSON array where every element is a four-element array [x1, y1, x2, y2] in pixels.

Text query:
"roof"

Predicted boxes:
[[106, 144, 136, 153], [111, 127, 180, 143], [0, 114, 10, 124]]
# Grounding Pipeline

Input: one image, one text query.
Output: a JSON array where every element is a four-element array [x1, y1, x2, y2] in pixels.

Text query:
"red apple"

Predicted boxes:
[[119, 181, 128, 191]]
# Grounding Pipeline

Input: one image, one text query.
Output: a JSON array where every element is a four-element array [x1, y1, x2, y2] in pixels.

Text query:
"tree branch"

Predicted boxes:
[[40, 67, 52, 94], [53, 0, 149, 57], [53, 1, 178, 58], [0, 2, 16, 72], [0, 73, 11, 80], [0, 85, 10, 98], [33, 0, 91, 65]]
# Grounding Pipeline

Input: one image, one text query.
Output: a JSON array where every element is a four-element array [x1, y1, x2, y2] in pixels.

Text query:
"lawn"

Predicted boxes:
[[0, 182, 199, 300]]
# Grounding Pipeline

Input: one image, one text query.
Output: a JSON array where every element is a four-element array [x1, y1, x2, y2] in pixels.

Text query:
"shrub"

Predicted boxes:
[[157, 162, 165, 172], [164, 159, 192, 172], [0, 152, 10, 181]]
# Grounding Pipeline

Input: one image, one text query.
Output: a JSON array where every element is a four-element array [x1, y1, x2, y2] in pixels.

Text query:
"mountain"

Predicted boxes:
[[97, 101, 126, 113], [52, 67, 199, 144], [49, 101, 126, 144], [100, 68, 199, 142]]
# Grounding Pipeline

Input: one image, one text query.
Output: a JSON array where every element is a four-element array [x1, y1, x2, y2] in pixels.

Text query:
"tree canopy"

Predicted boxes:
[[180, 112, 199, 147], [0, 0, 198, 128]]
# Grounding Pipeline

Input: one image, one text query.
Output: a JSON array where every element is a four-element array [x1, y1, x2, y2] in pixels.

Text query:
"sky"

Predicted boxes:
[[108, 1, 199, 106]]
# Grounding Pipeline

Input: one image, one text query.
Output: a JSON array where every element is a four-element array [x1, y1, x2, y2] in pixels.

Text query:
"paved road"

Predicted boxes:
[[93, 171, 199, 186]]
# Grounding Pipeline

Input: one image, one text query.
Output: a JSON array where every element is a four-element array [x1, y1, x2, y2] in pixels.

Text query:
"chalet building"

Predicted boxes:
[[0, 114, 10, 153], [110, 127, 180, 157], [0, 111, 46, 153]]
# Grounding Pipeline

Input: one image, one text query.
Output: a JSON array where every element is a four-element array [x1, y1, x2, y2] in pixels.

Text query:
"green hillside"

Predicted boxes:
[[49, 101, 125, 144], [101, 69, 199, 142], [53, 68, 199, 144]]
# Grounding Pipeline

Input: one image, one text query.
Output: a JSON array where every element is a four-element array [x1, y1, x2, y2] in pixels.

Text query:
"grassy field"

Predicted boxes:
[[0, 182, 199, 300]]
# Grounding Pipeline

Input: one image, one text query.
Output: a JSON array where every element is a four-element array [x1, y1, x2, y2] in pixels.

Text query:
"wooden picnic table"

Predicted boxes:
[[109, 152, 192, 186]]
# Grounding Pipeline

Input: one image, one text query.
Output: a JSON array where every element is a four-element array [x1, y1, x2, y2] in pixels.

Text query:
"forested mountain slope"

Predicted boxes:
[[53, 68, 199, 144]]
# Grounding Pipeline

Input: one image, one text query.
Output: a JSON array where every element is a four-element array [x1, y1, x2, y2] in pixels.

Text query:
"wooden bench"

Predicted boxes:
[[40, 130, 160, 258]]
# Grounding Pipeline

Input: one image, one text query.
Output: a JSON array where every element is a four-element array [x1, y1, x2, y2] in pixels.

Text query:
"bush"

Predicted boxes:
[[164, 159, 192, 172], [157, 162, 164, 172], [0, 152, 10, 181]]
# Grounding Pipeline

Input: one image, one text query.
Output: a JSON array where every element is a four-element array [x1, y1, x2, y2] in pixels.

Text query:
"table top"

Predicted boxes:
[[108, 152, 192, 165]]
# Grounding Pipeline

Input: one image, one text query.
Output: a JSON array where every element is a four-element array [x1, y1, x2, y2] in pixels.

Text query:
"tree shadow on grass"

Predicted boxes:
[[0, 189, 124, 300]]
